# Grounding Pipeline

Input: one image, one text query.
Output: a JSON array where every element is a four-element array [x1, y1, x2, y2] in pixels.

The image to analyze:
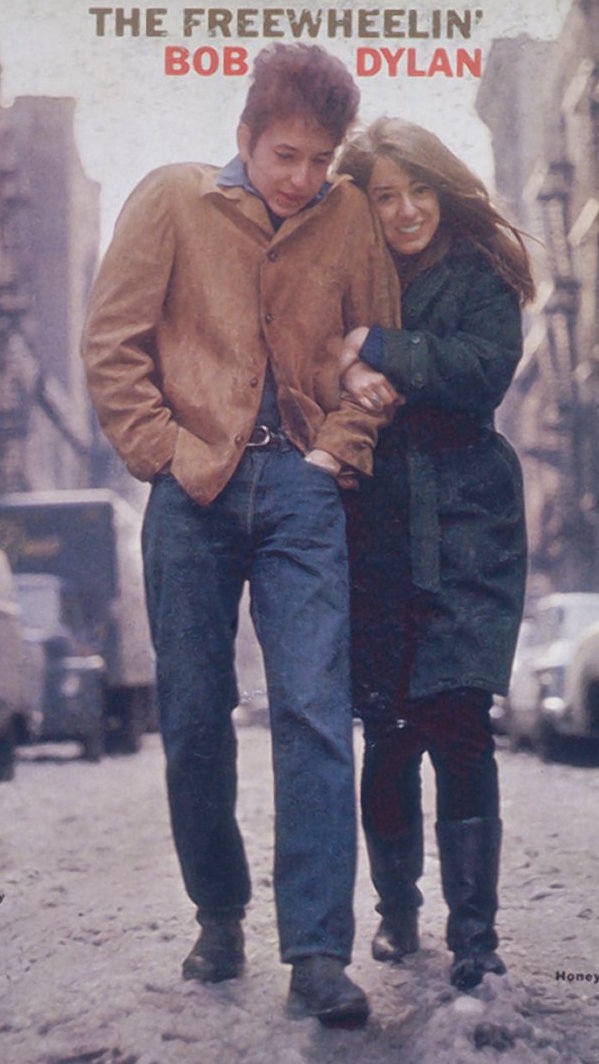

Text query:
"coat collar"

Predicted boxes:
[[217, 153, 332, 208], [211, 159, 352, 244], [401, 259, 453, 323], [215, 153, 331, 237]]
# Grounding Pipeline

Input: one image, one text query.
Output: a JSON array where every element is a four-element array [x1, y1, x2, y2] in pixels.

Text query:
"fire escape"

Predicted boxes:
[[0, 110, 34, 490], [535, 144, 595, 588]]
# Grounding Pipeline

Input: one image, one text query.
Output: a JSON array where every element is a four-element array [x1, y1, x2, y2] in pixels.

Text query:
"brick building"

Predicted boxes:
[[477, 0, 599, 597]]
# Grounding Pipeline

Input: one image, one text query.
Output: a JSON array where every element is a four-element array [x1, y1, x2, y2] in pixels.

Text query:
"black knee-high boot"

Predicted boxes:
[[365, 819, 424, 962], [435, 817, 506, 990]]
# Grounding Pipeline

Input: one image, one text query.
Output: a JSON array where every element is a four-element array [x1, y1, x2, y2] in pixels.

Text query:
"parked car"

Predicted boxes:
[[14, 572, 106, 761], [0, 550, 27, 780], [0, 490, 156, 760], [504, 592, 599, 759]]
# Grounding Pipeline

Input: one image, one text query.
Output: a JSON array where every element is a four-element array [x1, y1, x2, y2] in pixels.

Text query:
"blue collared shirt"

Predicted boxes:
[[217, 155, 331, 216]]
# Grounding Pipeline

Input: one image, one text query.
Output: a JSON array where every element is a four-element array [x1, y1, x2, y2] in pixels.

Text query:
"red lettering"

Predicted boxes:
[[355, 44, 482, 79], [456, 48, 482, 77], [356, 47, 381, 76], [165, 45, 190, 75], [223, 47, 248, 76], [163, 44, 257, 77], [192, 46, 219, 75], [380, 47, 405, 76], [406, 48, 426, 77], [428, 48, 453, 77]]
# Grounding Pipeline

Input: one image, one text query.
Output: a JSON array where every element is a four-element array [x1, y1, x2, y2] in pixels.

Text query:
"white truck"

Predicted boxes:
[[0, 490, 156, 761]]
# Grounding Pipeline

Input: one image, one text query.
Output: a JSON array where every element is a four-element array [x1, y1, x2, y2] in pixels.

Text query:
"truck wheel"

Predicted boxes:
[[82, 728, 104, 762], [0, 731, 16, 782], [105, 687, 147, 755], [120, 688, 146, 754]]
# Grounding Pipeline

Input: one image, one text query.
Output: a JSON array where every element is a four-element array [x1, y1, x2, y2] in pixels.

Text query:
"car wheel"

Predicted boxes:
[[0, 731, 16, 782], [532, 713, 557, 762]]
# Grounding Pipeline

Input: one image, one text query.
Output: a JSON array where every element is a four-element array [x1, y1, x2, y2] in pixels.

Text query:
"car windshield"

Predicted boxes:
[[14, 576, 72, 633], [535, 598, 599, 644], [15, 577, 61, 629]]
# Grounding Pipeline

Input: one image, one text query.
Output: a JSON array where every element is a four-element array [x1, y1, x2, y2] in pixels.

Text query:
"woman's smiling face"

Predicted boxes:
[[368, 156, 441, 257]]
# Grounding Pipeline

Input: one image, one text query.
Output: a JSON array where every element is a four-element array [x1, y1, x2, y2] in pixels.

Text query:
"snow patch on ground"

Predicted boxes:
[[1, 727, 598, 1063]]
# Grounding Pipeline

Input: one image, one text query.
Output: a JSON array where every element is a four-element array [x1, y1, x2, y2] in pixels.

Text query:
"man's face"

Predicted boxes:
[[237, 116, 337, 218]]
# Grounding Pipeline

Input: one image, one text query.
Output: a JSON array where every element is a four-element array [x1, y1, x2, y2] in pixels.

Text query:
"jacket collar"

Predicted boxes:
[[402, 259, 452, 323], [217, 153, 332, 206], [214, 154, 337, 240]]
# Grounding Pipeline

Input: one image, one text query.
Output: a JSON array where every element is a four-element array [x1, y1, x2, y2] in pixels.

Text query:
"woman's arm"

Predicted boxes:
[[337, 327, 403, 413], [346, 267, 523, 419]]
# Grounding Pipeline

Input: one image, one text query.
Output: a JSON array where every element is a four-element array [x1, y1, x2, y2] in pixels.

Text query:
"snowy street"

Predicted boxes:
[[1, 717, 598, 1064]]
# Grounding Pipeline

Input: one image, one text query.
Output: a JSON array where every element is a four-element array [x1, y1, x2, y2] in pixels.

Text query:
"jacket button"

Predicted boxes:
[[264, 312, 273, 324], [413, 372, 425, 387], [250, 377, 259, 387], [267, 250, 278, 261], [411, 334, 422, 345]]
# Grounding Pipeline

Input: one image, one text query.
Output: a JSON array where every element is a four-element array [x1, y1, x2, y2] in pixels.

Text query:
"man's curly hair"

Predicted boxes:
[[240, 44, 360, 149]]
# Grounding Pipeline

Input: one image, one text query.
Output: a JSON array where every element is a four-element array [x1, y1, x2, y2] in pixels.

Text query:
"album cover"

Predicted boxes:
[[0, 3, 597, 1063]]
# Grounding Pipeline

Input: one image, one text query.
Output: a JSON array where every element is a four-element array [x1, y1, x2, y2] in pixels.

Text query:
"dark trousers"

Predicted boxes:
[[361, 688, 499, 842], [344, 488, 500, 840], [142, 445, 358, 963]]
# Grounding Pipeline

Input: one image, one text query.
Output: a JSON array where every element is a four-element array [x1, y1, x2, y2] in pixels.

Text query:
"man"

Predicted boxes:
[[82, 43, 398, 1027]]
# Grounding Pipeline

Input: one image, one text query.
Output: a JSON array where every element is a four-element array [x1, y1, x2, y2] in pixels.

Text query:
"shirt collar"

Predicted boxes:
[[217, 154, 331, 209]]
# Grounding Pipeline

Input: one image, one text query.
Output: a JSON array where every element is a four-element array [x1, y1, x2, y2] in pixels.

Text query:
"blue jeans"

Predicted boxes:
[[142, 444, 357, 963]]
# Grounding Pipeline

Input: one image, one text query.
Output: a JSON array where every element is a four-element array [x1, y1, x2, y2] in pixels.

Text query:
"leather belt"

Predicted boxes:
[[246, 424, 288, 448]]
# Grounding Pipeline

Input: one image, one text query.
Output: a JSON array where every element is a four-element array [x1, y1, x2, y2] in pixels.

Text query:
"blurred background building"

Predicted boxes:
[[0, 91, 99, 491], [0, 83, 143, 505], [477, 0, 599, 599]]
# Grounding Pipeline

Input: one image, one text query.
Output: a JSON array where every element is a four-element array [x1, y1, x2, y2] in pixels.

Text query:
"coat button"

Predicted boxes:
[[410, 334, 422, 345], [413, 372, 425, 387], [267, 250, 278, 261], [264, 312, 273, 324], [250, 377, 259, 387]]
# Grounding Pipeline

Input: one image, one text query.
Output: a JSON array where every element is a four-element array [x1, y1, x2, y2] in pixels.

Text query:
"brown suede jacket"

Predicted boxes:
[[81, 163, 400, 505]]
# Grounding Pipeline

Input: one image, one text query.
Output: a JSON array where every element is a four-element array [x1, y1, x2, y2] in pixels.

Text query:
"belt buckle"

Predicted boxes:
[[247, 424, 272, 448]]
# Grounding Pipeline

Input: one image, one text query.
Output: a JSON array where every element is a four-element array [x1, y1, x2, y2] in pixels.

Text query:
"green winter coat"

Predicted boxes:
[[348, 244, 527, 704]]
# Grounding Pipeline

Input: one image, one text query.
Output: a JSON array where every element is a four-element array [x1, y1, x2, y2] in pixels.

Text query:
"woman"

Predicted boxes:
[[336, 118, 535, 991]]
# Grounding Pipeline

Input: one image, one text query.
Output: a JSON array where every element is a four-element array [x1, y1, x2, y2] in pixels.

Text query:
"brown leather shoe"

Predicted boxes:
[[182, 916, 245, 983], [287, 956, 370, 1028]]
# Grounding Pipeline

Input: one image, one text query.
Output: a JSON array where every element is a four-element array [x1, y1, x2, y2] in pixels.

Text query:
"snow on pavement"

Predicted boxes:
[[0, 722, 598, 1064]]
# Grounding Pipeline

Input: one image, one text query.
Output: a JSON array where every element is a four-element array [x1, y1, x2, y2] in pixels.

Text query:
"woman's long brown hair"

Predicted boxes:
[[337, 116, 535, 304]]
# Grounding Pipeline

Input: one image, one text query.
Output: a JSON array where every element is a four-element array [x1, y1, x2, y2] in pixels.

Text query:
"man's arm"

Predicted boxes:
[[81, 169, 179, 482], [309, 190, 401, 476]]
